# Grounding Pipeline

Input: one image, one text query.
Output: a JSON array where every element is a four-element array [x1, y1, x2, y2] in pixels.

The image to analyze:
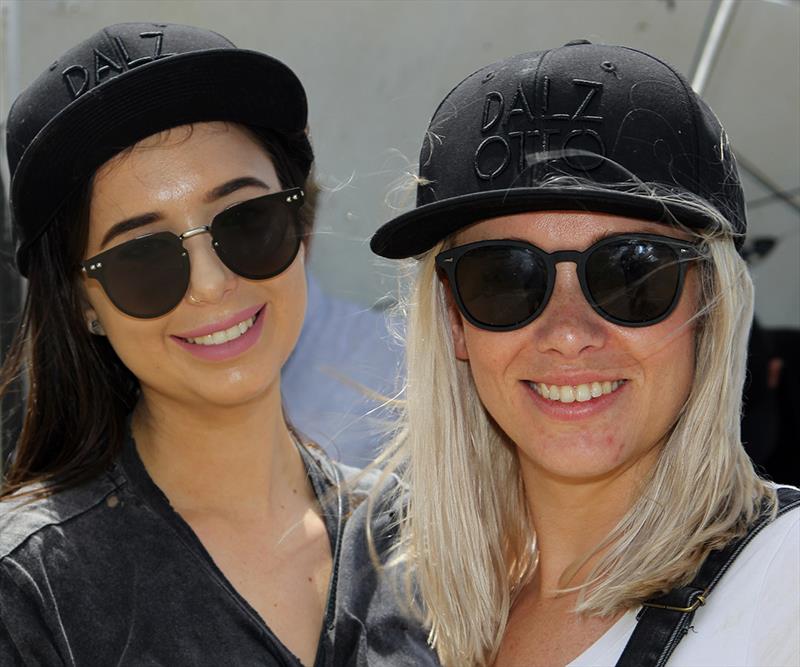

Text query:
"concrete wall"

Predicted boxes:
[[2, 0, 798, 326]]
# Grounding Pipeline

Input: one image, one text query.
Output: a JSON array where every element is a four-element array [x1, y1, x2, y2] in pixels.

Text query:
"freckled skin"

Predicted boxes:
[[447, 211, 698, 485]]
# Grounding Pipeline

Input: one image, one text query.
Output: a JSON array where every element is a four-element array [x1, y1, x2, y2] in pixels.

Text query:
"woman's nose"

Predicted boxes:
[[181, 233, 237, 307], [533, 263, 608, 358]]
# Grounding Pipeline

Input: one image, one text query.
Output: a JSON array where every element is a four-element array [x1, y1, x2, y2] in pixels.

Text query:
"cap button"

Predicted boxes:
[[563, 39, 592, 46]]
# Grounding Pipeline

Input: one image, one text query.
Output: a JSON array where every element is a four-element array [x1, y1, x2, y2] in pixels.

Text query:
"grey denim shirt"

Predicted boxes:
[[0, 433, 438, 667]]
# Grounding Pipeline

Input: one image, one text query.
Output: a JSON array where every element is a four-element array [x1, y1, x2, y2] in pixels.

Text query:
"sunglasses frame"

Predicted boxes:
[[81, 187, 305, 318], [436, 233, 701, 331]]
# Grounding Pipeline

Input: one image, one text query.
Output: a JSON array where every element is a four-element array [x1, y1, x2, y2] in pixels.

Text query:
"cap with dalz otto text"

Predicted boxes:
[[6, 22, 312, 276], [371, 40, 746, 258]]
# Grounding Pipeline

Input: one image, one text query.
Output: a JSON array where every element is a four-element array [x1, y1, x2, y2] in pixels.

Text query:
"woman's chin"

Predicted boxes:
[[513, 431, 654, 484]]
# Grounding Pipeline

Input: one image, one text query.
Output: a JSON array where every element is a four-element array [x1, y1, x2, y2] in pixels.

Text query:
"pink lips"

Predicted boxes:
[[171, 304, 266, 362], [174, 304, 263, 339]]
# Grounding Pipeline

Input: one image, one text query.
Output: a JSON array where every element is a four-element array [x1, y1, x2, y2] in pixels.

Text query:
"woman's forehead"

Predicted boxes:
[[85, 122, 280, 249], [452, 210, 690, 247]]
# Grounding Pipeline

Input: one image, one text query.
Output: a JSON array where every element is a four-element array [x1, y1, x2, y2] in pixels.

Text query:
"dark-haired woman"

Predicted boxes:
[[0, 23, 434, 667]]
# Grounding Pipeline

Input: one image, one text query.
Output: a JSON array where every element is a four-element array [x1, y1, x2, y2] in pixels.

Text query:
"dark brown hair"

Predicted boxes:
[[0, 125, 315, 499]]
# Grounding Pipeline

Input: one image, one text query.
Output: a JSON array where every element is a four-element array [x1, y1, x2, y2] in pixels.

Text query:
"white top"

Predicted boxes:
[[569, 497, 800, 667]]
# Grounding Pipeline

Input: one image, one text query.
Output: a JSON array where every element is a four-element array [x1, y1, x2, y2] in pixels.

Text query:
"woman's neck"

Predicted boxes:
[[518, 452, 657, 597], [130, 383, 306, 519]]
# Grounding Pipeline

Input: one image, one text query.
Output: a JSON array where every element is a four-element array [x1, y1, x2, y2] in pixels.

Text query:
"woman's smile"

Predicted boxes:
[[523, 377, 628, 422], [172, 304, 267, 362]]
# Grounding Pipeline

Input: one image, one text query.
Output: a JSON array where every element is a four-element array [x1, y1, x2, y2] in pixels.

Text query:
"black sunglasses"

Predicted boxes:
[[82, 188, 305, 319], [436, 233, 701, 331]]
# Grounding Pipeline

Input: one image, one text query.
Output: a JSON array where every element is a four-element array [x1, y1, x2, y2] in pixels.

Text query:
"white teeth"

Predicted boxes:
[[185, 315, 256, 346], [530, 379, 625, 404]]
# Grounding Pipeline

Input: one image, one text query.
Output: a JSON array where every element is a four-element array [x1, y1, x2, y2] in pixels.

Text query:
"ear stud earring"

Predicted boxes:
[[88, 319, 105, 335]]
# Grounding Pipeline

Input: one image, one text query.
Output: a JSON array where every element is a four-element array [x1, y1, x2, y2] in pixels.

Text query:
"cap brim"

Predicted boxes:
[[371, 187, 721, 259], [12, 49, 309, 275]]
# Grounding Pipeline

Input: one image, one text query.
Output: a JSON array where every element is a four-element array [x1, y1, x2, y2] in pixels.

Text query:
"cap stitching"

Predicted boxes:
[[619, 46, 703, 201]]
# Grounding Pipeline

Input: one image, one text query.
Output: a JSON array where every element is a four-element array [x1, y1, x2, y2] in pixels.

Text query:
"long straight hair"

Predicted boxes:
[[0, 124, 314, 499], [379, 193, 776, 666]]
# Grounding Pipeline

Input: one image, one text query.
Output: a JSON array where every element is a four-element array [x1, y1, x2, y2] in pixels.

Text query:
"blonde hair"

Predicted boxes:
[[377, 185, 776, 666]]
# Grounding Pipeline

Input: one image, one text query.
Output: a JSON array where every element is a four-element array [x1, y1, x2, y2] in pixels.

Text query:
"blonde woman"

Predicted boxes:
[[370, 42, 800, 666]]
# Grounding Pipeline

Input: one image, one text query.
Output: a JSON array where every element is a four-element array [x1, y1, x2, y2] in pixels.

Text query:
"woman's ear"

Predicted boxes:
[[442, 278, 469, 361], [85, 310, 106, 336], [78, 273, 106, 336], [86, 317, 106, 336]]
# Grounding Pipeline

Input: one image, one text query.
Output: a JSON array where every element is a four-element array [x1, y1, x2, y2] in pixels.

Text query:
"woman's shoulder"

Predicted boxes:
[[750, 484, 800, 561], [0, 467, 125, 562], [668, 489, 799, 665], [333, 466, 440, 666], [735, 485, 799, 575], [300, 441, 399, 516], [574, 489, 800, 667], [342, 464, 405, 550]]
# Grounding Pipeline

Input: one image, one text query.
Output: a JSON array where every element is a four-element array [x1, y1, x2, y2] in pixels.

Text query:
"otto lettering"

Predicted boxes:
[[475, 128, 606, 179], [562, 130, 606, 170], [474, 76, 606, 180], [474, 135, 510, 180]]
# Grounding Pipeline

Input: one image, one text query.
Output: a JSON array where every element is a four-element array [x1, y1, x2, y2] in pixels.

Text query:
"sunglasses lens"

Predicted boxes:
[[101, 235, 189, 318], [212, 194, 301, 280], [455, 246, 549, 328], [586, 239, 681, 324]]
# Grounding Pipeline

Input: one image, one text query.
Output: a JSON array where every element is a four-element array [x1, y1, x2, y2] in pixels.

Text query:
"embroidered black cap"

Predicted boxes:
[[6, 22, 312, 276], [371, 40, 745, 259]]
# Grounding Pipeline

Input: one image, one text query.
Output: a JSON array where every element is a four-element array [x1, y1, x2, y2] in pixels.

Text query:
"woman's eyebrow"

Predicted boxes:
[[203, 176, 270, 203], [99, 177, 272, 249], [100, 213, 162, 249]]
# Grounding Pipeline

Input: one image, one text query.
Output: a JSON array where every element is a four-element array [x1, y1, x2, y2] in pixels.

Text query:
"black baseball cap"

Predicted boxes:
[[6, 22, 313, 276], [371, 40, 746, 259]]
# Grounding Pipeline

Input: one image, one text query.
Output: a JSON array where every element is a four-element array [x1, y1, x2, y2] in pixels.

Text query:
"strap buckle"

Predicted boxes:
[[641, 591, 707, 613]]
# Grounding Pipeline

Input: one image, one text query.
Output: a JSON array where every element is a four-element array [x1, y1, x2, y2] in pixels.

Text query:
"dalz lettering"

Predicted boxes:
[[62, 31, 173, 99], [475, 77, 606, 180]]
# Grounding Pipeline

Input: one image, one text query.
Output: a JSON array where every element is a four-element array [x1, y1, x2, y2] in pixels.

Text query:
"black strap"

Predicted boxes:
[[615, 487, 800, 667]]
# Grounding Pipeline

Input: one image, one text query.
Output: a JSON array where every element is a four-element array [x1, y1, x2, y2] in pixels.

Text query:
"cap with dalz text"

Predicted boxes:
[[371, 40, 746, 258], [6, 22, 312, 276]]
